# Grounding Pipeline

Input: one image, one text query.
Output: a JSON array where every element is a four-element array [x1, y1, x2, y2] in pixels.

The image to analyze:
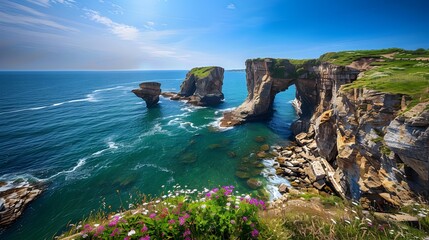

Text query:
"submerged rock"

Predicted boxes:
[[132, 82, 162, 108], [247, 178, 263, 189]]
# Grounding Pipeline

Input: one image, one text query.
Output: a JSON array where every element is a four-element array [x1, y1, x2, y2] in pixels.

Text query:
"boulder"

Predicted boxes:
[[132, 82, 161, 108], [278, 184, 288, 193]]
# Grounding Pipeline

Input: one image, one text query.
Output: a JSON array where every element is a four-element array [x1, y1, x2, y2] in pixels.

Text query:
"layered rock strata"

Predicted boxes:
[[162, 66, 224, 106], [132, 82, 161, 108], [0, 182, 42, 226], [227, 57, 428, 209]]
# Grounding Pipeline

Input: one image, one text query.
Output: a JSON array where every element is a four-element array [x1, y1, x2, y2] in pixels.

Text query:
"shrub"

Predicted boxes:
[[65, 185, 266, 239]]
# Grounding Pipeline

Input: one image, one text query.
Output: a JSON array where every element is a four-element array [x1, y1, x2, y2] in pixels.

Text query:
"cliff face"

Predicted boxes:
[[228, 57, 428, 208], [178, 66, 225, 106], [299, 72, 428, 208]]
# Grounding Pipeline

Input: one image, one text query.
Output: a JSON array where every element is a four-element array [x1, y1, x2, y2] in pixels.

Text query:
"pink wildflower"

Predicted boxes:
[[141, 224, 148, 232], [149, 213, 156, 219]]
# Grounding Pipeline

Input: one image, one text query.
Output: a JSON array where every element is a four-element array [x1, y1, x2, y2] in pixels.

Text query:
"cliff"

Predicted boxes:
[[162, 66, 225, 106], [225, 49, 429, 209]]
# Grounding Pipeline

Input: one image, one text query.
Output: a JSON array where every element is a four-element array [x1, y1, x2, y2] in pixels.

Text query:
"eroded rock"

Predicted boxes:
[[132, 82, 161, 108]]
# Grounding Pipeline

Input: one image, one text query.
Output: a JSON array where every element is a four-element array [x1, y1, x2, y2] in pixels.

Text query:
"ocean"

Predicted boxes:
[[0, 70, 297, 239]]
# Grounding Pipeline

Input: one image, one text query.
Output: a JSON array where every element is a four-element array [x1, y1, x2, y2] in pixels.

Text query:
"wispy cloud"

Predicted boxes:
[[85, 9, 139, 40], [144, 21, 156, 30], [0, 2, 78, 32], [227, 3, 236, 10], [26, 0, 75, 7]]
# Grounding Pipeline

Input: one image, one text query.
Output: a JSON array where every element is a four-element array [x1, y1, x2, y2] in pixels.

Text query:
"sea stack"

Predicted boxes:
[[162, 66, 225, 106], [132, 82, 161, 108]]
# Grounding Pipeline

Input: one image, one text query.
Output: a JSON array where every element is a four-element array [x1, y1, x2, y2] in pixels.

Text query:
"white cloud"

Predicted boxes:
[[85, 9, 139, 40], [110, 3, 124, 15], [0, 9, 78, 32], [144, 21, 155, 30], [26, 0, 75, 7], [227, 3, 236, 10], [1, 1, 46, 17]]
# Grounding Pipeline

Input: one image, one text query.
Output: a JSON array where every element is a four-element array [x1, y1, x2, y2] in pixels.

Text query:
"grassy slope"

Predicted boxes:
[[320, 48, 429, 105]]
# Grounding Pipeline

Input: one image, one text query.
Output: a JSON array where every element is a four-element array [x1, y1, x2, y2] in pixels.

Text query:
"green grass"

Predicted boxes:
[[189, 66, 217, 79], [319, 48, 429, 66]]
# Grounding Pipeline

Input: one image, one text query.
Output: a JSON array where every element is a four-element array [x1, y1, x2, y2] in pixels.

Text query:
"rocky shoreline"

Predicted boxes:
[[0, 181, 42, 226]]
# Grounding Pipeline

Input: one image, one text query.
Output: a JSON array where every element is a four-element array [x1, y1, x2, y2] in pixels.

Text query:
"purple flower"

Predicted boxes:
[[212, 188, 219, 193], [141, 224, 148, 232], [108, 216, 119, 227], [251, 229, 259, 238], [183, 228, 191, 237], [179, 216, 186, 226], [140, 236, 150, 240], [110, 228, 120, 237], [242, 216, 248, 222], [124, 237, 130, 240], [168, 219, 176, 225], [184, 213, 190, 219], [149, 213, 156, 219], [206, 193, 211, 198]]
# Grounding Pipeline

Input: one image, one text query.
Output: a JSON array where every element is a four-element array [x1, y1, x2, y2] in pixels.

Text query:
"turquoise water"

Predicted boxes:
[[0, 71, 297, 239]]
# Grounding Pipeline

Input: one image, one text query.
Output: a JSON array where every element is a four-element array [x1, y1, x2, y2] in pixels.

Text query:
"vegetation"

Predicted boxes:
[[324, 48, 429, 106], [189, 66, 217, 79], [58, 186, 429, 240]]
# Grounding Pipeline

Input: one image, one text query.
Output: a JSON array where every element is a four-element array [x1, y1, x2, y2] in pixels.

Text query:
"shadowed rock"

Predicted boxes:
[[161, 66, 224, 106], [132, 82, 161, 108]]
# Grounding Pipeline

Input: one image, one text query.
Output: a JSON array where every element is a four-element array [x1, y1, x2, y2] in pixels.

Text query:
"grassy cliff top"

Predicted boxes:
[[189, 66, 219, 79], [336, 48, 429, 106]]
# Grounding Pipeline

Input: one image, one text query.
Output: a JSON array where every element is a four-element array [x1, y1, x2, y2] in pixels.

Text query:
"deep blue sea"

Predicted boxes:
[[0, 71, 297, 239]]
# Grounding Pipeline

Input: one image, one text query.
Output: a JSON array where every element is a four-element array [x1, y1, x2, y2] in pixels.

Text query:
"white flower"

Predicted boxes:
[[155, 200, 160, 203], [330, 219, 337, 224], [162, 195, 167, 198], [94, 224, 100, 227], [201, 204, 206, 209], [345, 220, 351, 224], [226, 202, 231, 207], [244, 195, 251, 200], [128, 229, 136, 236], [82, 234, 88, 238]]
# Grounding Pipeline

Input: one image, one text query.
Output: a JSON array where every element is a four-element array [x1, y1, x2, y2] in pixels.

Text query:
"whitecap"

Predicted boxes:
[[46, 158, 87, 180], [93, 86, 124, 93], [133, 163, 173, 173], [207, 116, 234, 132], [139, 123, 172, 137]]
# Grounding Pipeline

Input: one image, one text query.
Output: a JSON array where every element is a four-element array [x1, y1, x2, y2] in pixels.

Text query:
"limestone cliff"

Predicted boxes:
[[226, 56, 428, 209], [163, 66, 225, 106], [132, 82, 161, 108]]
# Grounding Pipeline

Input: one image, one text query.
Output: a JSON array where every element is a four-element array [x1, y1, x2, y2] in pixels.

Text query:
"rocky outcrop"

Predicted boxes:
[[132, 82, 161, 108], [221, 59, 298, 127], [0, 182, 42, 226], [162, 67, 224, 106]]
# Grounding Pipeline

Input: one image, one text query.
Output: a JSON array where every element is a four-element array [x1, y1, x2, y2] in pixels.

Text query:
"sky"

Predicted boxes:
[[0, 0, 429, 70]]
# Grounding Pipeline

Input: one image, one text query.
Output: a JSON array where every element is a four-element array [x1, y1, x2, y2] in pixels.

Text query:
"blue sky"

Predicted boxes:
[[0, 0, 428, 70]]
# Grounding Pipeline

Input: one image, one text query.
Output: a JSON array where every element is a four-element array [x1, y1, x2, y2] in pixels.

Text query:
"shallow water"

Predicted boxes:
[[0, 70, 297, 239]]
